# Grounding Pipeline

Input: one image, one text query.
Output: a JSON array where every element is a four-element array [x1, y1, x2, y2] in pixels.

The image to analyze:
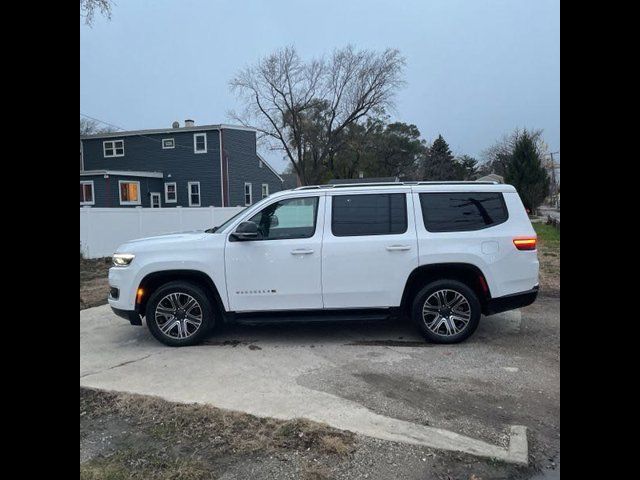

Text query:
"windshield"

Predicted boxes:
[[205, 210, 245, 233], [205, 195, 275, 233]]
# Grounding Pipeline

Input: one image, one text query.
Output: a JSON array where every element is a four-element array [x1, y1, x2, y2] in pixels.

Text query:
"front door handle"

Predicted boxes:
[[291, 249, 314, 255], [386, 245, 412, 251]]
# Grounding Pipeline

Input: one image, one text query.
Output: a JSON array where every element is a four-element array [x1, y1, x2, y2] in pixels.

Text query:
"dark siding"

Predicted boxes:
[[81, 174, 163, 208], [81, 129, 222, 207], [224, 129, 284, 206]]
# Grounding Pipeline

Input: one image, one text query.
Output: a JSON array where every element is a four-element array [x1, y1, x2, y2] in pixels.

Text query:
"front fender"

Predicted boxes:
[[109, 253, 227, 311]]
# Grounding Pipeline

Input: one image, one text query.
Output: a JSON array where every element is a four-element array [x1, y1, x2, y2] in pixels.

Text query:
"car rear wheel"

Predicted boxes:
[[411, 279, 481, 344], [145, 281, 214, 346]]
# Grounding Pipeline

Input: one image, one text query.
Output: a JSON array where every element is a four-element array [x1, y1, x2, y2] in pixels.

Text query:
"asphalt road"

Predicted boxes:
[[538, 207, 560, 222], [80, 296, 559, 474]]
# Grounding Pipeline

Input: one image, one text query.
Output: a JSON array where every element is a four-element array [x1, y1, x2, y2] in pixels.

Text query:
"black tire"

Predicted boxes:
[[145, 280, 214, 347], [411, 279, 481, 344]]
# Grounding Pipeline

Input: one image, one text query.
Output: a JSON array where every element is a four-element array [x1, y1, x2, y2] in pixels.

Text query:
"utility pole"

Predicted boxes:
[[546, 151, 560, 204]]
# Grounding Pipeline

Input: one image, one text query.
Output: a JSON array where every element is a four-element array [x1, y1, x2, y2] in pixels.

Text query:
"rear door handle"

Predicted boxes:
[[386, 245, 412, 251], [291, 249, 314, 255]]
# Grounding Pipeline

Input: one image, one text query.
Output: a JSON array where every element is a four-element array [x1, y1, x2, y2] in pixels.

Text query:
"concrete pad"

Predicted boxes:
[[80, 305, 528, 464]]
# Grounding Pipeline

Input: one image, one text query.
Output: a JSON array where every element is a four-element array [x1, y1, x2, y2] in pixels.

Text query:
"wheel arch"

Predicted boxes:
[[400, 263, 492, 315], [136, 270, 226, 319]]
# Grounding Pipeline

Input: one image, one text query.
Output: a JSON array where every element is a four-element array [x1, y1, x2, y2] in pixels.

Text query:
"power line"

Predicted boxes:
[[80, 113, 200, 151], [544, 150, 560, 196], [80, 113, 126, 132]]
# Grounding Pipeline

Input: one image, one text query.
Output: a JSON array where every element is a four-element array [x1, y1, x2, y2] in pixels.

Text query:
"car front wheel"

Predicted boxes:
[[411, 279, 481, 344], [145, 281, 214, 346]]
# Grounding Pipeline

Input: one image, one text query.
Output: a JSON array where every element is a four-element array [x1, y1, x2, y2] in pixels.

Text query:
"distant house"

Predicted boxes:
[[80, 120, 283, 208], [327, 176, 399, 184], [476, 173, 504, 183], [281, 173, 301, 190]]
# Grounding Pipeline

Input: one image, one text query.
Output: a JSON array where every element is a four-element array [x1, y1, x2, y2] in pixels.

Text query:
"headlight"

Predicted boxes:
[[113, 253, 135, 267]]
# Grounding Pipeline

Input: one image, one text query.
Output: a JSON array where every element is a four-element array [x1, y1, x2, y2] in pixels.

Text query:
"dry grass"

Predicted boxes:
[[91, 393, 353, 455], [80, 388, 355, 479], [80, 257, 111, 310], [533, 223, 560, 296], [80, 451, 211, 480], [318, 435, 354, 455]]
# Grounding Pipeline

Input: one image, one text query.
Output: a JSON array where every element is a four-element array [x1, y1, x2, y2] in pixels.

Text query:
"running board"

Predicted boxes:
[[229, 308, 399, 325]]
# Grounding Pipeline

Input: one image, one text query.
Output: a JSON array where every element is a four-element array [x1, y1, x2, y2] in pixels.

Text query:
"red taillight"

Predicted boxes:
[[513, 237, 537, 251]]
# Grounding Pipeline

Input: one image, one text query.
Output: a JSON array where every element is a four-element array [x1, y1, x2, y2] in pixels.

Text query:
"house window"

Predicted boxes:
[[244, 182, 252, 206], [80, 181, 94, 205], [164, 182, 177, 203], [188, 181, 201, 206], [162, 138, 175, 149], [103, 140, 125, 158], [262, 183, 269, 199], [119, 180, 141, 205], [193, 133, 207, 153], [150, 193, 161, 208]]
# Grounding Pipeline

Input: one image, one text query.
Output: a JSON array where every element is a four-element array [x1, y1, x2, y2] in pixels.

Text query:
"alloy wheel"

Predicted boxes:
[[154, 292, 203, 339], [422, 289, 472, 336]]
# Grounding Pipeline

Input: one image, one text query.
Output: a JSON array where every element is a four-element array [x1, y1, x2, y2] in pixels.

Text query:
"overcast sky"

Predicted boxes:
[[80, 0, 560, 173]]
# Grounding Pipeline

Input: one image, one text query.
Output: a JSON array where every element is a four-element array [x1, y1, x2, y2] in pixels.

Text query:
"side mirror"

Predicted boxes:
[[231, 221, 259, 241], [270, 214, 279, 228]]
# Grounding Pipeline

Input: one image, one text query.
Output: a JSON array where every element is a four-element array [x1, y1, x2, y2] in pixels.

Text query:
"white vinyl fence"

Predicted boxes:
[[80, 206, 245, 259]]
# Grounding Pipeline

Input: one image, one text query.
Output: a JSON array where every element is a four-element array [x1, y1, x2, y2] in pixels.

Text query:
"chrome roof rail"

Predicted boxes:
[[294, 180, 497, 190]]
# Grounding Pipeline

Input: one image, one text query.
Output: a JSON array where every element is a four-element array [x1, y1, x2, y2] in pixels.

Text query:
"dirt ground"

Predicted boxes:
[[80, 257, 111, 310], [80, 388, 533, 480], [532, 223, 560, 296]]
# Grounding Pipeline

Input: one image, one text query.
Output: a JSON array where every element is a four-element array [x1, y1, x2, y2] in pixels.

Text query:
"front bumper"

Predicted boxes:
[[483, 285, 539, 316], [111, 306, 143, 326], [108, 264, 139, 311]]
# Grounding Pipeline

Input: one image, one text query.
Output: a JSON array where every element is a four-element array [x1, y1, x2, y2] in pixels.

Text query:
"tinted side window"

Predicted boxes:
[[332, 194, 407, 236], [420, 192, 508, 232], [248, 197, 318, 240]]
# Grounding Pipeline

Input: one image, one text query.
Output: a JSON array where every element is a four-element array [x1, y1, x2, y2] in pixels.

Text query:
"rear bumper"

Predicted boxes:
[[483, 285, 539, 315], [111, 306, 143, 326]]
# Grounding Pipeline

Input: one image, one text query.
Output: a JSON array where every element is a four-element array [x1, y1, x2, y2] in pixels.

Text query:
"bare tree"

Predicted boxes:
[[80, 0, 113, 26], [80, 117, 117, 135], [229, 46, 406, 185]]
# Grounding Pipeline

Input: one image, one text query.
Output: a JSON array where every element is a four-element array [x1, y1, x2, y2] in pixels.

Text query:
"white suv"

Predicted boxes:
[[108, 182, 539, 346]]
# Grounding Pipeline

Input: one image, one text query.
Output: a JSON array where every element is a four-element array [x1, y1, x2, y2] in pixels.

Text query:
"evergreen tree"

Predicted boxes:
[[423, 135, 458, 180], [505, 130, 549, 211], [454, 155, 479, 180]]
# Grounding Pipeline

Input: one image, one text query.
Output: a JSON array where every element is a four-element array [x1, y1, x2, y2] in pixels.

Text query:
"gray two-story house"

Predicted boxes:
[[80, 120, 284, 208]]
